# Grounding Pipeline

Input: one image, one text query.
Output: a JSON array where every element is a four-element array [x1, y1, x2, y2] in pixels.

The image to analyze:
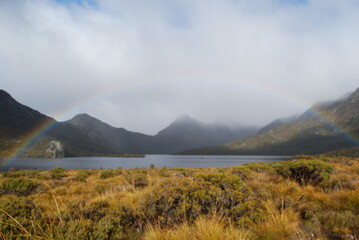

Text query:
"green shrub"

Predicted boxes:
[[195, 172, 244, 190], [2, 170, 42, 179], [0, 178, 39, 196], [50, 166, 67, 179], [242, 162, 275, 173], [126, 172, 149, 188], [62, 220, 94, 239], [93, 216, 123, 240], [0, 195, 39, 236], [319, 211, 357, 237], [84, 200, 110, 221], [159, 168, 170, 177], [294, 154, 315, 160], [141, 175, 251, 227], [100, 169, 121, 179], [276, 160, 334, 186], [231, 166, 252, 180], [76, 170, 92, 181]]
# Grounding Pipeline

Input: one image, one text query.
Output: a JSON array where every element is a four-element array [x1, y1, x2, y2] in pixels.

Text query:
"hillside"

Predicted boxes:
[[0, 90, 256, 157], [0, 90, 54, 138], [181, 88, 359, 155]]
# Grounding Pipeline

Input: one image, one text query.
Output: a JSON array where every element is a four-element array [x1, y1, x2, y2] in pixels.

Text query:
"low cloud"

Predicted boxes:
[[1, 0, 359, 134]]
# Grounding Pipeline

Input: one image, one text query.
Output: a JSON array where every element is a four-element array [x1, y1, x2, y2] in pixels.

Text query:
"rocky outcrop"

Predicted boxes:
[[45, 140, 64, 158]]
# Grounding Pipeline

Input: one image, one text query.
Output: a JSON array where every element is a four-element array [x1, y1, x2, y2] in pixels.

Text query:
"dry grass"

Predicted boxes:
[[253, 201, 303, 240], [0, 157, 358, 239], [143, 216, 250, 240]]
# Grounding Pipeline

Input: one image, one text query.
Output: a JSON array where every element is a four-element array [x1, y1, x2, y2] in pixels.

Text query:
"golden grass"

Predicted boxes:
[[143, 216, 250, 240], [253, 201, 303, 240], [0, 157, 358, 239]]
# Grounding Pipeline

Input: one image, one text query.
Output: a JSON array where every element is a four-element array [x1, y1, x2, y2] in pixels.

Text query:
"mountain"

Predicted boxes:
[[0, 90, 257, 157], [48, 114, 155, 156], [181, 88, 359, 155], [258, 113, 301, 134], [0, 90, 54, 137], [152, 114, 257, 153], [54, 113, 257, 155], [0, 90, 59, 157]]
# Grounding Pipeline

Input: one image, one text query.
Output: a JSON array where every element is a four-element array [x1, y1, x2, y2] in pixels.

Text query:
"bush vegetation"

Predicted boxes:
[[0, 178, 39, 196], [0, 155, 358, 239], [49, 166, 67, 179]]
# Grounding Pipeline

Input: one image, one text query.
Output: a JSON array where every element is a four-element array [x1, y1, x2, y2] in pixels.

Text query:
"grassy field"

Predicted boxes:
[[0, 154, 358, 239]]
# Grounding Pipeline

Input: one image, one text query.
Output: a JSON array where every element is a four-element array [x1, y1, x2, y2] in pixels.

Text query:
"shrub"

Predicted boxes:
[[2, 170, 42, 179], [0, 178, 39, 196], [75, 170, 92, 181], [61, 220, 94, 239], [276, 160, 334, 186], [84, 200, 110, 221], [92, 216, 123, 240], [195, 172, 244, 190], [242, 162, 275, 173], [319, 211, 357, 237], [126, 172, 149, 188], [294, 155, 315, 160], [0, 195, 39, 236], [159, 168, 170, 177], [141, 175, 250, 227], [50, 166, 67, 179], [100, 169, 121, 179]]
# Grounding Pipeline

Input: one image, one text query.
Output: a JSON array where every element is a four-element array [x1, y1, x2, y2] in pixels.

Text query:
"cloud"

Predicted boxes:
[[1, 0, 359, 134]]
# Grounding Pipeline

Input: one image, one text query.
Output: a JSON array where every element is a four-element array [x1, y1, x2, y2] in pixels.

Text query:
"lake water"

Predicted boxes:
[[0, 155, 291, 171]]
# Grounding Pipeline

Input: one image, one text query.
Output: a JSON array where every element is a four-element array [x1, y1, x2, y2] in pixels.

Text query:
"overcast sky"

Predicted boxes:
[[1, 0, 359, 134]]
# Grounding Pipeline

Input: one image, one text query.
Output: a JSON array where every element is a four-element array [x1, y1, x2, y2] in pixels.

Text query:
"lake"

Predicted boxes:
[[0, 155, 291, 171]]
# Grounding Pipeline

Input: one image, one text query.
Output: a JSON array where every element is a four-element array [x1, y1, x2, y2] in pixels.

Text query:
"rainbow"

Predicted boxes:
[[1, 118, 59, 169], [1, 80, 358, 170], [302, 109, 359, 147]]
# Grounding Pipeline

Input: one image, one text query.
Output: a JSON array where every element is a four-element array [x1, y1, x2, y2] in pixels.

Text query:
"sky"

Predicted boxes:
[[1, 0, 359, 135]]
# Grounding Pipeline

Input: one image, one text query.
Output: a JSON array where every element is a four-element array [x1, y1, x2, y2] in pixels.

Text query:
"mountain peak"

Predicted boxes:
[[68, 113, 105, 126], [72, 113, 93, 121], [0, 89, 16, 103], [174, 114, 197, 123], [0, 89, 10, 96], [0, 89, 53, 138]]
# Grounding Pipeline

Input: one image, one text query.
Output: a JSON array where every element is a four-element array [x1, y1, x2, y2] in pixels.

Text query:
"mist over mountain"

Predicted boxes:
[[181, 88, 359, 155], [152, 114, 257, 153], [258, 114, 301, 134], [2, 87, 359, 157], [0, 90, 257, 157]]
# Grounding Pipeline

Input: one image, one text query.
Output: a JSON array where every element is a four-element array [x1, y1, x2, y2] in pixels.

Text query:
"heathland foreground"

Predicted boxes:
[[0, 154, 358, 240]]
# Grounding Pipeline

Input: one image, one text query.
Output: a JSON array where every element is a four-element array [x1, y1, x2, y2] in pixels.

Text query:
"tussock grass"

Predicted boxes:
[[253, 201, 303, 240], [0, 156, 358, 239], [144, 216, 250, 240]]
